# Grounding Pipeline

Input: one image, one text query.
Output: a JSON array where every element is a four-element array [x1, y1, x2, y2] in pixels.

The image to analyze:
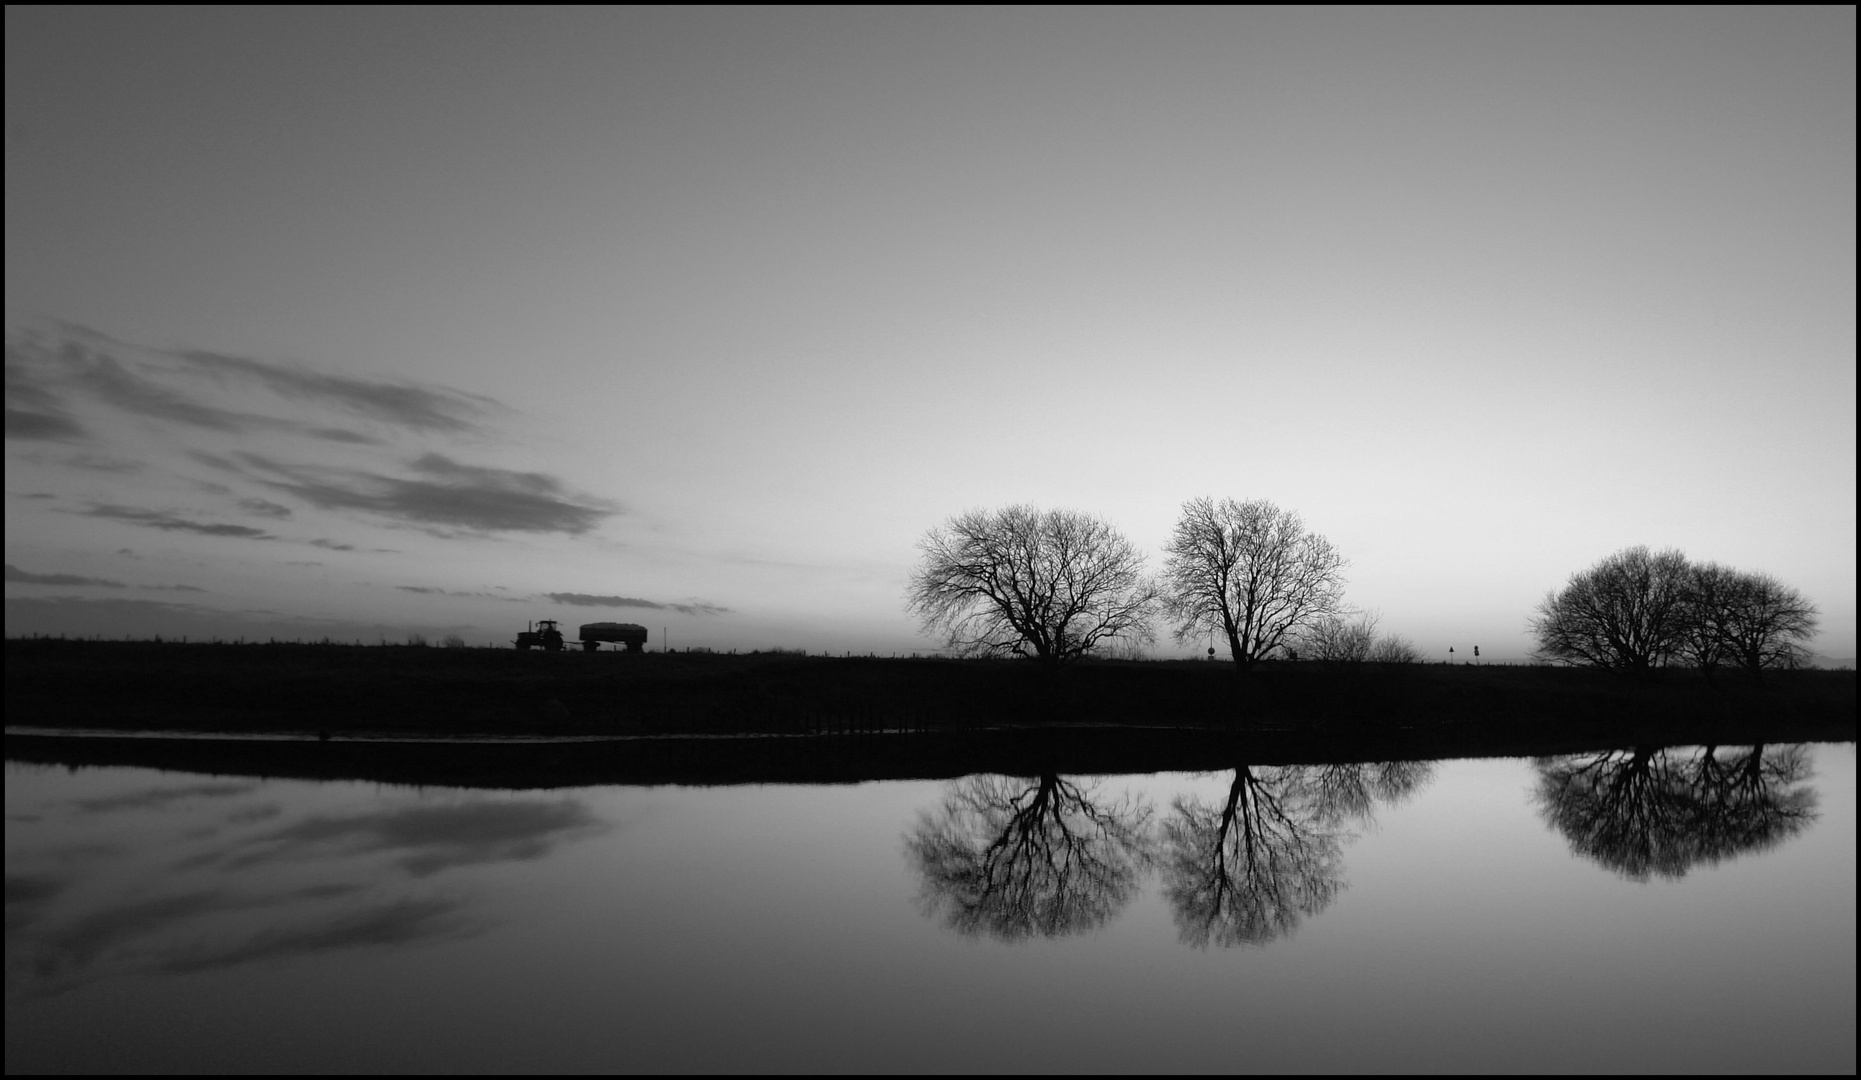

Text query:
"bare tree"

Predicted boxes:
[[1531, 546, 1692, 671], [1161, 497, 1348, 669], [1536, 548, 1817, 676], [1676, 562, 1740, 673], [1702, 570, 1818, 676], [906, 505, 1157, 664]]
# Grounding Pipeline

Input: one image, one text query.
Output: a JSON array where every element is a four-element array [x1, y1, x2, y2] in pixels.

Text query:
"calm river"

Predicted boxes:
[[6, 744, 1854, 1073]]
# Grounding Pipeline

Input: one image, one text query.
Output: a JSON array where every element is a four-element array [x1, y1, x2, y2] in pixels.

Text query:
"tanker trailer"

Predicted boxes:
[[578, 622, 649, 653]]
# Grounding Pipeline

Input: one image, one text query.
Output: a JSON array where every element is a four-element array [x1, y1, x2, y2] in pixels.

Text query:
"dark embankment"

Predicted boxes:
[[5, 638, 1851, 787], [6, 712, 1855, 791], [6, 638, 1854, 736]]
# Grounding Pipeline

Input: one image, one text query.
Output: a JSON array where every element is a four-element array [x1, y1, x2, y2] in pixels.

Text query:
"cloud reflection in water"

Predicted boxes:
[[4, 779, 606, 1000]]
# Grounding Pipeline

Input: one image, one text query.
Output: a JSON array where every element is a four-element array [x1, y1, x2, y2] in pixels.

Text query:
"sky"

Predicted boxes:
[[5, 7, 1855, 660]]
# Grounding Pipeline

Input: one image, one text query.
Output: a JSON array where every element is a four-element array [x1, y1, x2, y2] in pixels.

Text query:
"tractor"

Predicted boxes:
[[513, 619, 566, 651]]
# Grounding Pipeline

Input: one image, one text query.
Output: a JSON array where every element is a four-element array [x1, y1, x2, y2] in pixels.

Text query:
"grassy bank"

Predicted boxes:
[[5, 637, 1852, 740]]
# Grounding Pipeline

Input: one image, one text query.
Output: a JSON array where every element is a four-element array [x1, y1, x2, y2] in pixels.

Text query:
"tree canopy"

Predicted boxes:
[[906, 505, 1157, 664], [1532, 547, 1817, 673], [1161, 497, 1348, 668]]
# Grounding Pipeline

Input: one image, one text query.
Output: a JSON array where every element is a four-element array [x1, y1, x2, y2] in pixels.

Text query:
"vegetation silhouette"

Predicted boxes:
[[1300, 612, 1420, 665], [4, 640, 1852, 773], [1532, 744, 1818, 881], [1161, 497, 1349, 669], [1533, 547, 1817, 677], [1159, 761, 1432, 948], [1677, 564, 1819, 678], [904, 773, 1154, 940], [906, 506, 1158, 666]]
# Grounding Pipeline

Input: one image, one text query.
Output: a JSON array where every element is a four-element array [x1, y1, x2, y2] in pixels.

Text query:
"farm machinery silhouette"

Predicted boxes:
[[514, 620, 648, 653]]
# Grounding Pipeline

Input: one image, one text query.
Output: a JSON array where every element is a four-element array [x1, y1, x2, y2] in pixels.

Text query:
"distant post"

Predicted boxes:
[[1449, 646, 1455, 664]]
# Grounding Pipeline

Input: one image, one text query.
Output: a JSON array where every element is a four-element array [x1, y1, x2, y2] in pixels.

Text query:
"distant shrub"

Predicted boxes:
[[1092, 637, 1150, 662], [441, 634, 468, 649], [1305, 615, 1419, 664], [1305, 615, 1379, 663], [405, 633, 429, 647]]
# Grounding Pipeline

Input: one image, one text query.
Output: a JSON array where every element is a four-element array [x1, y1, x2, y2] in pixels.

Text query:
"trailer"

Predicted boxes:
[[578, 622, 648, 653]]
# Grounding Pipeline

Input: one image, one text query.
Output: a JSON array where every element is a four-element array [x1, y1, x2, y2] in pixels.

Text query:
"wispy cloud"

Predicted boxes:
[[176, 350, 501, 435], [236, 497, 294, 519], [12, 325, 507, 440], [545, 592, 730, 616], [308, 427, 385, 445], [5, 347, 87, 442], [397, 586, 519, 601], [6, 564, 126, 588], [5, 407, 86, 442], [238, 452, 618, 536], [65, 454, 145, 473], [80, 504, 276, 539], [72, 350, 270, 433]]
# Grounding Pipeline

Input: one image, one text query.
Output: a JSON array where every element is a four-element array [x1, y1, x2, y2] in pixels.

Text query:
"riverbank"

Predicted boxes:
[[8, 706, 1856, 790], [6, 637, 1852, 737], [4, 639, 1852, 785]]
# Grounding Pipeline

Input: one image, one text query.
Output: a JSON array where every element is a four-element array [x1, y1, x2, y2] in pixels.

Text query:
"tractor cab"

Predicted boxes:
[[514, 619, 566, 651]]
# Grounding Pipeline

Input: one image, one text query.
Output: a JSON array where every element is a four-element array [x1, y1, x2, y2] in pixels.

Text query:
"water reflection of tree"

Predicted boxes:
[[905, 774, 1153, 941], [1533, 745, 1818, 881], [1160, 761, 1433, 948]]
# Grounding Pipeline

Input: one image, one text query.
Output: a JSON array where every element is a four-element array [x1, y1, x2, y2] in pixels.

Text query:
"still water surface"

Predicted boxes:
[[7, 745, 1854, 1073]]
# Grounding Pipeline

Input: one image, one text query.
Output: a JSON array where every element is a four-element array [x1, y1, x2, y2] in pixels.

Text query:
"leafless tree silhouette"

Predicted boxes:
[[1533, 745, 1817, 881], [1676, 562, 1740, 673], [906, 506, 1157, 664], [1531, 546, 1692, 671], [1161, 497, 1348, 669], [1535, 548, 1818, 675], [1681, 564, 1818, 677], [904, 773, 1154, 941]]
